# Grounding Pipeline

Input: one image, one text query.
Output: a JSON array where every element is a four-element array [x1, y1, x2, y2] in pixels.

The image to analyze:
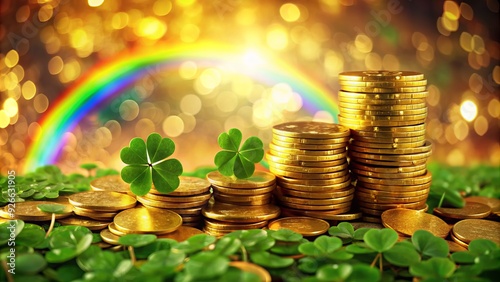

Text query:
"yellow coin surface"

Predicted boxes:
[[113, 207, 182, 234], [69, 191, 136, 211], [268, 216, 330, 237]]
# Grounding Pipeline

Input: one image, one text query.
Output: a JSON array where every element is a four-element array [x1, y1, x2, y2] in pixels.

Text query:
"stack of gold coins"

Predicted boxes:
[[338, 70, 432, 222], [68, 191, 137, 222], [90, 175, 132, 195], [203, 171, 280, 236], [136, 176, 212, 227], [266, 121, 356, 220]]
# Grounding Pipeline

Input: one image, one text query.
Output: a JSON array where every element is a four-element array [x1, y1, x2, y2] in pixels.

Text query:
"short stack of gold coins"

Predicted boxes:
[[266, 121, 357, 220], [135, 176, 212, 227], [90, 175, 132, 195], [202, 171, 281, 237], [337, 70, 432, 222], [68, 191, 137, 222]]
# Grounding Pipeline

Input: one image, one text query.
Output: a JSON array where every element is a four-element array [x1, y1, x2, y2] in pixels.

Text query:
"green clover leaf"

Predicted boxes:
[[120, 133, 183, 196], [214, 128, 264, 179]]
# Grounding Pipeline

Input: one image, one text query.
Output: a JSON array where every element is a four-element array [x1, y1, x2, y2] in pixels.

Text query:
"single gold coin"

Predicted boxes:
[[279, 200, 351, 211], [452, 219, 500, 245], [351, 167, 427, 179], [339, 101, 426, 111], [348, 150, 432, 162], [100, 228, 121, 245], [272, 121, 350, 139], [350, 161, 427, 173], [352, 135, 426, 145], [279, 206, 352, 220], [269, 149, 348, 162], [72, 207, 117, 220], [356, 193, 428, 204], [338, 71, 425, 82], [270, 166, 349, 180], [322, 211, 363, 221], [4, 200, 73, 221], [340, 111, 427, 121], [272, 134, 350, 145], [349, 141, 432, 155], [351, 157, 427, 167], [339, 79, 427, 87], [446, 240, 468, 253], [137, 196, 209, 209], [212, 184, 275, 196], [108, 222, 127, 236], [338, 96, 425, 105], [351, 130, 426, 140], [206, 170, 276, 188], [268, 217, 330, 237], [340, 85, 426, 93], [277, 185, 354, 199], [213, 195, 272, 206], [339, 90, 428, 100], [139, 205, 203, 216], [339, 117, 426, 128], [180, 215, 203, 223], [275, 191, 354, 206], [361, 204, 427, 216], [113, 207, 182, 235], [150, 176, 211, 196], [157, 226, 204, 241], [434, 202, 491, 219], [465, 196, 500, 213], [351, 222, 384, 230], [266, 152, 346, 167], [355, 186, 429, 197], [356, 171, 432, 186], [57, 216, 110, 231], [381, 208, 450, 238], [269, 161, 348, 174], [350, 139, 426, 149], [90, 175, 130, 193], [201, 199, 280, 223], [213, 192, 272, 202], [279, 176, 351, 190], [69, 191, 137, 211], [358, 200, 427, 211], [340, 107, 427, 117], [357, 181, 431, 192], [449, 232, 470, 249], [143, 191, 212, 203], [230, 261, 272, 282], [271, 138, 347, 150], [204, 218, 269, 230], [269, 143, 346, 156]]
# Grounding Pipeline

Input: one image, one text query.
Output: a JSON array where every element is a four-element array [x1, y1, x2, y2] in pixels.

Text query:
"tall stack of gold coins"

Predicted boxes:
[[266, 121, 356, 220], [135, 176, 212, 227], [202, 171, 281, 237], [337, 70, 432, 222]]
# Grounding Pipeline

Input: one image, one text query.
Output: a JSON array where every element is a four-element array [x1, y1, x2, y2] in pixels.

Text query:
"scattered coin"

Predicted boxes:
[[113, 207, 182, 235], [452, 219, 500, 245], [57, 216, 110, 231], [268, 217, 330, 237], [230, 261, 272, 282], [381, 208, 450, 238], [157, 226, 205, 241], [434, 202, 491, 220]]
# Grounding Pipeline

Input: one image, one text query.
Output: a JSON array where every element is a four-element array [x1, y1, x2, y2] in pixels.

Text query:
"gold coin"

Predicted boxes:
[[230, 261, 272, 282], [356, 193, 428, 204], [351, 135, 426, 144], [108, 222, 127, 236], [338, 71, 425, 82], [69, 191, 137, 211], [201, 199, 280, 223], [356, 181, 431, 192], [351, 167, 427, 179], [90, 175, 130, 194], [270, 166, 349, 180], [277, 185, 354, 199], [269, 161, 348, 174], [213, 192, 272, 202], [452, 219, 500, 245], [100, 228, 120, 245], [271, 138, 347, 150], [340, 85, 427, 93], [339, 116, 426, 128], [182, 222, 202, 227], [268, 217, 330, 237], [340, 107, 427, 117], [433, 202, 491, 219], [269, 143, 347, 156], [351, 129, 426, 139], [381, 208, 450, 238], [358, 200, 427, 210], [180, 215, 203, 223], [137, 196, 208, 209], [143, 191, 212, 203], [279, 206, 353, 220], [266, 152, 346, 167], [361, 216, 382, 223], [351, 222, 384, 229], [204, 218, 268, 230], [446, 240, 468, 253], [465, 196, 500, 213], [272, 121, 351, 139], [157, 226, 205, 242], [212, 184, 276, 196], [113, 207, 182, 235], [351, 157, 427, 167], [340, 101, 426, 111], [206, 170, 276, 188], [140, 205, 203, 216], [356, 171, 432, 185], [272, 134, 350, 144], [350, 140, 426, 149], [72, 207, 117, 220], [349, 140, 432, 155], [350, 161, 426, 173], [339, 96, 425, 105], [449, 232, 469, 249], [203, 224, 240, 234], [150, 176, 211, 196], [278, 175, 351, 188], [279, 200, 351, 211], [275, 190, 354, 206], [57, 216, 110, 231], [339, 79, 427, 87], [338, 90, 428, 99], [4, 201, 72, 221], [323, 211, 363, 221], [340, 112, 427, 121], [214, 195, 272, 206], [349, 150, 432, 162], [269, 149, 348, 162], [355, 186, 429, 197]]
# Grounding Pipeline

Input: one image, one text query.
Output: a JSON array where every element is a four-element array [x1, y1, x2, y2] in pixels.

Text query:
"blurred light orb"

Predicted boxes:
[[460, 100, 478, 122], [88, 0, 105, 8]]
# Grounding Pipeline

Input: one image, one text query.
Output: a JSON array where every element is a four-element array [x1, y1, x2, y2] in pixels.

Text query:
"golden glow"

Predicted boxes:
[[88, 0, 105, 8], [460, 100, 478, 122], [5, 50, 19, 68], [163, 115, 184, 137], [3, 98, 18, 117], [280, 3, 301, 22], [267, 25, 288, 50]]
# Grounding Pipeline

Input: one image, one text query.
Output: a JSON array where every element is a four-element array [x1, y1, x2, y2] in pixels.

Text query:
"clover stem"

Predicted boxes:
[[370, 253, 381, 268], [45, 213, 56, 238], [379, 254, 383, 272], [1, 260, 14, 282], [128, 246, 136, 265], [240, 245, 248, 262], [437, 192, 446, 208]]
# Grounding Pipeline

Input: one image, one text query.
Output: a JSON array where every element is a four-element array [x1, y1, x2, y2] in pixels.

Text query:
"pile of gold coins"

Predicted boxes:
[[69, 191, 137, 222], [266, 121, 357, 221], [338, 71, 432, 222], [202, 171, 281, 236], [90, 175, 131, 194], [135, 176, 212, 227]]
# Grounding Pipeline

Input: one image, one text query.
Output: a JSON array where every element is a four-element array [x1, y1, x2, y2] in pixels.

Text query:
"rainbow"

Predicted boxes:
[[23, 42, 339, 173]]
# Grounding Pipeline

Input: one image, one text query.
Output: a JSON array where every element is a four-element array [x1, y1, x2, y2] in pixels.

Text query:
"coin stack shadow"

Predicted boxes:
[[266, 121, 355, 220], [202, 170, 281, 237], [337, 70, 432, 223], [135, 176, 212, 227]]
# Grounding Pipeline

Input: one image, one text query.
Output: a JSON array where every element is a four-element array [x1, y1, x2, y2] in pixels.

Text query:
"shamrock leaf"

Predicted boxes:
[[120, 133, 183, 196], [214, 128, 264, 179]]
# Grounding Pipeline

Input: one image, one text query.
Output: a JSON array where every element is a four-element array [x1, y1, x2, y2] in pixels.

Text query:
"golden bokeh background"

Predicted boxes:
[[0, 0, 499, 174]]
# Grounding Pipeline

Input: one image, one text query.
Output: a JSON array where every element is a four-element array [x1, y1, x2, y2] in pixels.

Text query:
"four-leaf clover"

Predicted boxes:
[[214, 128, 264, 179], [120, 133, 183, 196]]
